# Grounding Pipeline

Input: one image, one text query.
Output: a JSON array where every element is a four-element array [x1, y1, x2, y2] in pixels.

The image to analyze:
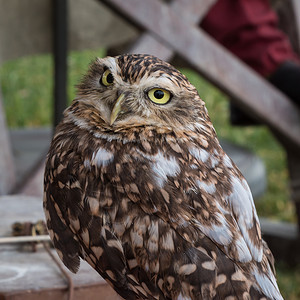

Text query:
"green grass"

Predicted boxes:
[[277, 262, 300, 299], [0, 48, 106, 128], [0, 54, 53, 127], [0, 49, 299, 297]]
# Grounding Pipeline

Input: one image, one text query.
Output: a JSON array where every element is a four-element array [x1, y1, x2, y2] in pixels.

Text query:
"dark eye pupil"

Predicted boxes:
[[106, 72, 114, 84], [154, 90, 164, 99]]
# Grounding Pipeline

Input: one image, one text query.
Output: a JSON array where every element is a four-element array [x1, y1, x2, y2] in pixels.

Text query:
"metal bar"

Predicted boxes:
[[0, 235, 51, 244], [100, 0, 300, 150], [53, 0, 68, 127]]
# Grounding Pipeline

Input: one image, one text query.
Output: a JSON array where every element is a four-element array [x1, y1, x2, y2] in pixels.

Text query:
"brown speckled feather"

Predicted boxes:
[[44, 54, 283, 299]]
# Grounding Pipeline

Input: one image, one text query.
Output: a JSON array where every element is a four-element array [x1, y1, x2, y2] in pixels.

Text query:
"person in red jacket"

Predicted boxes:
[[200, 0, 300, 124]]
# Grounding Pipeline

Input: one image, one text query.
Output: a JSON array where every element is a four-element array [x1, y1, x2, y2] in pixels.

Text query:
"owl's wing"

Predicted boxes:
[[135, 143, 263, 265], [43, 159, 82, 273], [44, 135, 281, 299], [183, 145, 263, 264], [131, 142, 282, 299], [43, 151, 144, 299]]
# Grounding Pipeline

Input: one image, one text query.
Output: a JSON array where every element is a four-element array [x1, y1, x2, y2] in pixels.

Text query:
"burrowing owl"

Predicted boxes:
[[44, 54, 282, 299]]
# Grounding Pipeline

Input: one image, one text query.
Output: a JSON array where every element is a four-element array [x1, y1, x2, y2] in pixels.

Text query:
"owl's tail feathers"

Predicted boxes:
[[213, 247, 283, 300], [250, 263, 283, 300], [44, 199, 81, 273], [248, 241, 283, 300]]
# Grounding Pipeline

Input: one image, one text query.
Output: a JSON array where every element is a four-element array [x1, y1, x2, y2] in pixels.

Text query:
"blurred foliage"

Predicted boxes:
[[0, 48, 105, 127], [276, 262, 300, 300], [0, 49, 299, 297], [0, 54, 53, 127]]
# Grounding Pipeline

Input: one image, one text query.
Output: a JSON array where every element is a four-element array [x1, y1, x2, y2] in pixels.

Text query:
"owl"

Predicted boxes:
[[44, 54, 283, 299]]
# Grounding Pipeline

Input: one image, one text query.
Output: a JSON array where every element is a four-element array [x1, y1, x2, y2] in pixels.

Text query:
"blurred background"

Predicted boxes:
[[0, 0, 300, 299]]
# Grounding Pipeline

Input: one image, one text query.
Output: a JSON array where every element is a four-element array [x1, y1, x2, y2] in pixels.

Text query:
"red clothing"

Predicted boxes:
[[201, 0, 299, 76]]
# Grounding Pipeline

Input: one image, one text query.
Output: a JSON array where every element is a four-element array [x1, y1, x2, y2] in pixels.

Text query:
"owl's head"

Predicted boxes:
[[72, 54, 209, 133]]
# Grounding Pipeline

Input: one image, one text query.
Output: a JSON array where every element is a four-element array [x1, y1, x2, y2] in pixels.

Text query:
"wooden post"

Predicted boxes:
[[287, 151, 300, 232], [0, 87, 16, 195], [291, 0, 300, 51], [127, 0, 217, 60]]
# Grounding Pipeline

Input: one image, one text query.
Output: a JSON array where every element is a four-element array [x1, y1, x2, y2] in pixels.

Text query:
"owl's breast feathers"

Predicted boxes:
[[44, 121, 282, 300]]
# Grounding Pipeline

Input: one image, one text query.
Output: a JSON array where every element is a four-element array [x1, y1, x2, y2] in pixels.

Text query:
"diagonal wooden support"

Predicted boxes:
[[0, 89, 16, 195], [292, 0, 300, 51], [170, 0, 217, 23], [127, 0, 217, 61], [100, 0, 300, 152], [288, 152, 300, 223]]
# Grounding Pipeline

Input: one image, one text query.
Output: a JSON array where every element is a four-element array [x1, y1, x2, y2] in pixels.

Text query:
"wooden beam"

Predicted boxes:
[[260, 217, 300, 264], [291, 0, 300, 51], [0, 89, 16, 195], [128, 34, 174, 61], [100, 0, 300, 150], [171, 0, 217, 24], [128, 0, 217, 60], [287, 151, 300, 231]]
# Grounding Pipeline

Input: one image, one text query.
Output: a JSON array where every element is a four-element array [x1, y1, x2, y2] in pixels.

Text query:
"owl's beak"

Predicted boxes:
[[110, 93, 125, 125]]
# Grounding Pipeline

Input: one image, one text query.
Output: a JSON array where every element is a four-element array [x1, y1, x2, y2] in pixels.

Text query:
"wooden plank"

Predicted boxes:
[[0, 251, 119, 300], [287, 151, 300, 231], [2, 284, 119, 300], [172, 0, 217, 24], [260, 217, 300, 264], [0, 88, 16, 195], [128, 0, 217, 61], [100, 0, 300, 150], [9, 128, 51, 192], [291, 0, 300, 50], [128, 34, 174, 61], [0, 195, 119, 299]]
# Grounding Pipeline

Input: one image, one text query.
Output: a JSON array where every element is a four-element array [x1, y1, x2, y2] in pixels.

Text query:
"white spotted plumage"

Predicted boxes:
[[44, 54, 283, 299], [151, 151, 180, 188], [92, 148, 114, 167]]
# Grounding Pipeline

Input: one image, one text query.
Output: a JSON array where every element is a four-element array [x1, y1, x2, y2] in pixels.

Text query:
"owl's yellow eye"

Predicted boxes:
[[101, 69, 114, 86], [148, 88, 171, 105]]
